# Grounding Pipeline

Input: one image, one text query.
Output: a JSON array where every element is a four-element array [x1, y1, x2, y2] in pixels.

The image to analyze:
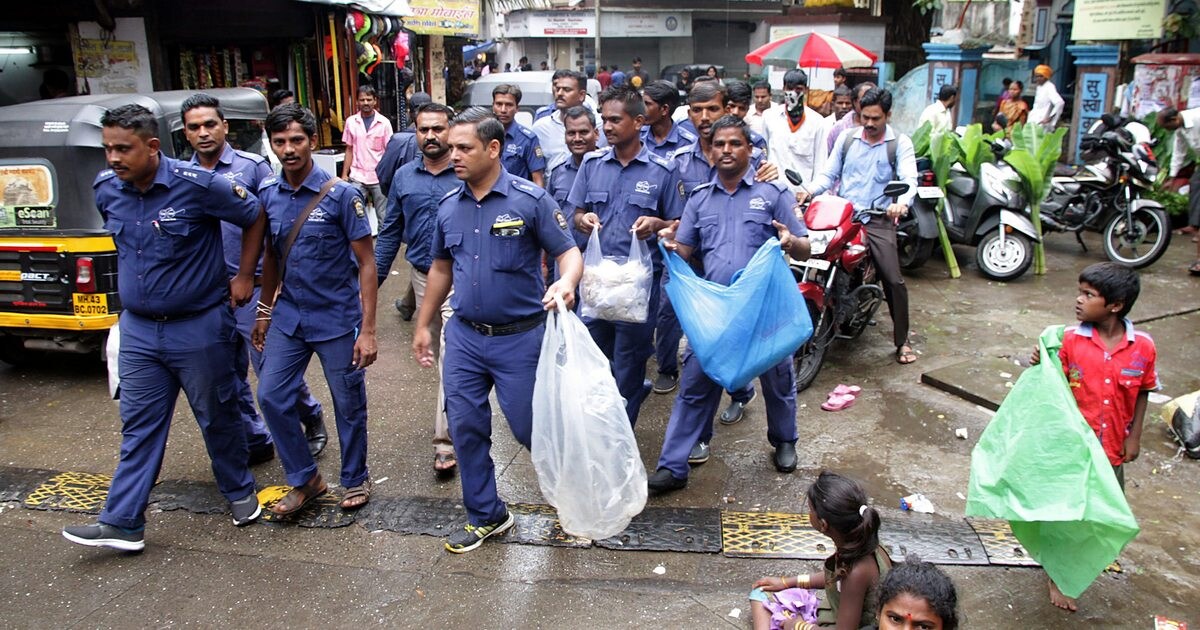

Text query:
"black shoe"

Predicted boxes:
[[719, 389, 757, 425], [652, 372, 679, 394], [230, 493, 262, 527], [62, 522, 145, 552], [247, 443, 275, 466], [647, 467, 687, 493], [687, 441, 710, 465], [773, 442, 798, 473], [304, 412, 328, 457], [395, 298, 415, 322], [445, 511, 515, 554]]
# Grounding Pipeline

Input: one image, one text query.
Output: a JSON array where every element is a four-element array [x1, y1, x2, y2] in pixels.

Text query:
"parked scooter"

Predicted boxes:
[[787, 170, 910, 392], [897, 156, 947, 270], [1041, 119, 1171, 268], [905, 140, 1041, 281]]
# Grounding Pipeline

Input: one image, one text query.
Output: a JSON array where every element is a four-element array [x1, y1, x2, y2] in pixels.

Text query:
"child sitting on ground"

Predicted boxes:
[[864, 556, 959, 630], [1030, 261, 1158, 612], [749, 471, 892, 629]]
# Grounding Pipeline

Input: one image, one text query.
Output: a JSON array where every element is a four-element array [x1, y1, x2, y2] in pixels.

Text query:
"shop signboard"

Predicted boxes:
[[505, 11, 595, 38], [599, 12, 691, 37], [1071, 0, 1165, 40], [406, 0, 480, 38]]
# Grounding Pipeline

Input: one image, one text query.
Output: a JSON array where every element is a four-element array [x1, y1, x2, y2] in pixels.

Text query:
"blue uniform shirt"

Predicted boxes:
[[567, 145, 684, 268], [545, 153, 587, 248], [676, 168, 806, 285], [189, 143, 272, 277], [678, 119, 767, 151], [673, 140, 766, 198], [94, 154, 260, 317], [259, 165, 371, 342], [431, 170, 576, 324], [377, 157, 459, 283], [376, 130, 418, 196], [501, 122, 546, 180], [640, 122, 697, 159]]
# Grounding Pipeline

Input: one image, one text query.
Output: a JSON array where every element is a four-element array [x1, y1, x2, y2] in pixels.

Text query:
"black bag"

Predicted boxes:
[[1167, 392, 1200, 459]]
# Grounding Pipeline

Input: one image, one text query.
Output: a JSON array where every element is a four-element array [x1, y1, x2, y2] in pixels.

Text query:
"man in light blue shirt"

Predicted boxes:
[[800, 87, 920, 365]]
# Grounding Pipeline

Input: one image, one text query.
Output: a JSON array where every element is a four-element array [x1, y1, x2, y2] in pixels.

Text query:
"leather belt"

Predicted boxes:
[[134, 306, 212, 323], [458, 313, 544, 337]]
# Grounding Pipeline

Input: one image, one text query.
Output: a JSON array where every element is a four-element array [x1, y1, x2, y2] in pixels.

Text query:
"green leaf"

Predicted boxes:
[[930, 130, 960, 188], [912, 120, 933, 158], [954, 124, 993, 178]]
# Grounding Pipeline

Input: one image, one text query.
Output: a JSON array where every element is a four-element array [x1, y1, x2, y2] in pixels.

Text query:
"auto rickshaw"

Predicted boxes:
[[0, 88, 271, 366]]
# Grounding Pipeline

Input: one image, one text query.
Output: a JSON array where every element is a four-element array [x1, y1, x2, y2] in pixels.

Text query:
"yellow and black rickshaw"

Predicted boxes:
[[0, 88, 271, 365]]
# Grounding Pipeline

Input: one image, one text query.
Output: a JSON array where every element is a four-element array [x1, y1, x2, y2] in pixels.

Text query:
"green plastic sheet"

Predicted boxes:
[[966, 325, 1139, 599]]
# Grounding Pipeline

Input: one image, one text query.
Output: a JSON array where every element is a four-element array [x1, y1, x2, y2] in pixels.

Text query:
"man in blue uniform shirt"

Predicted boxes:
[[375, 92, 432, 322], [376, 102, 461, 476], [570, 84, 685, 428], [181, 94, 328, 463], [491, 84, 546, 186], [657, 82, 777, 433], [651, 116, 810, 492], [62, 104, 267, 551], [253, 104, 379, 514], [545, 105, 600, 248], [414, 112, 581, 553], [640, 80, 696, 159]]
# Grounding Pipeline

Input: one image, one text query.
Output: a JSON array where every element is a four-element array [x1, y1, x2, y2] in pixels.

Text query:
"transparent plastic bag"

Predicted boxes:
[[579, 227, 653, 323], [532, 297, 647, 540]]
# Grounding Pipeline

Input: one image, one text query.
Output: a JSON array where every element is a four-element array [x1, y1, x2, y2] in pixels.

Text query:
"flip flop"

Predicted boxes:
[[434, 452, 457, 477], [1188, 261, 1200, 276], [339, 479, 372, 510], [896, 345, 917, 365], [821, 393, 857, 412], [830, 384, 862, 397]]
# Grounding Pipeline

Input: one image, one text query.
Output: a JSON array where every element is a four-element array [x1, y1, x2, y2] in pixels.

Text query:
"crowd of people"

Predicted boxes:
[[56, 56, 1165, 623]]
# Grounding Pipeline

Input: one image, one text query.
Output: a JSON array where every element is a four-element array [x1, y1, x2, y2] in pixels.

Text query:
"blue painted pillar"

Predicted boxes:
[[1067, 44, 1121, 164], [921, 43, 993, 128]]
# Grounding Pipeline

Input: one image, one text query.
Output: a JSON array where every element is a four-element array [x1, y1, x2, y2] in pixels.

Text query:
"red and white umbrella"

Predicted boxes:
[[745, 32, 878, 69]]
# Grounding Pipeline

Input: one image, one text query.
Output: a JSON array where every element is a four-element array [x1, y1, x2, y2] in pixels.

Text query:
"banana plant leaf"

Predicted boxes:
[[929, 130, 962, 277], [1002, 123, 1068, 274], [912, 120, 933, 158], [967, 325, 1138, 599], [953, 124, 993, 178]]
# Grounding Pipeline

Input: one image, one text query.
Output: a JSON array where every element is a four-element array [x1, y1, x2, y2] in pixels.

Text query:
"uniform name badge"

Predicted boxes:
[[491, 217, 525, 237]]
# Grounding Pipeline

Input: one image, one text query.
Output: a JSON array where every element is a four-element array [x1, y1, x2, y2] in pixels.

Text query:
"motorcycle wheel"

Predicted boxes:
[[839, 260, 883, 339], [1103, 207, 1171, 268], [975, 228, 1033, 281], [899, 236, 935, 270], [794, 299, 834, 394]]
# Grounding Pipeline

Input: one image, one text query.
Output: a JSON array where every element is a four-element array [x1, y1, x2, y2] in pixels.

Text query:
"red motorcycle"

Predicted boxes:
[[788, 177, 910, 392]]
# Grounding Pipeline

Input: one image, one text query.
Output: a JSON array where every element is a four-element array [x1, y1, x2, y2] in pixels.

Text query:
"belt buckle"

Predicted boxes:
[[477, 321, 495, 336]]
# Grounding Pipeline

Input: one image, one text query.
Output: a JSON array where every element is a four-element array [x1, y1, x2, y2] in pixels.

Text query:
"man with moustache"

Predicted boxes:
[[651, 116, 809, 491], [342, 85, 394, 227], [491, 84, 546, 185], [181, 93, 328, 464], [545, 106, 600, 229], [799, 87, 919, 365], [570, 84, 684, 428], [376, 102, 462, 476], [414, 112, 581, 553], [533, 70, 605, 166], [63, 104, 267, 551]]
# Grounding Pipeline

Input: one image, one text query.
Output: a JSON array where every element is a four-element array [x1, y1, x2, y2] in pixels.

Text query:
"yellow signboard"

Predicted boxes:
[[1071, 0, 1165, 41], [405, 0, 480, 38]]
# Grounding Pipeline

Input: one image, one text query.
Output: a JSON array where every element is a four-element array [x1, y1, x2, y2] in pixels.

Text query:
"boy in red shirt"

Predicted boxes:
[[1032, 262, 1158, 612]]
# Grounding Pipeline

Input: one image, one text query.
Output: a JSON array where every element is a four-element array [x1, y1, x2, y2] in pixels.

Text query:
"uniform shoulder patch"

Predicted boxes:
[[232, 183, 249, 200], [171, 164, 214, 187], [553, 209, 569, 231], [93, 169, 118, 188], [679, 127, 697, 142], [353, 197, 366, 218], [259, 175, 280, 189], [648, 152, 674, 170]]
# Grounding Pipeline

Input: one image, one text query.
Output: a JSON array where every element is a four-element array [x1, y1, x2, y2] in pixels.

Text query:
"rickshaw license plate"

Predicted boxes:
[[73, 293, 108, 315]]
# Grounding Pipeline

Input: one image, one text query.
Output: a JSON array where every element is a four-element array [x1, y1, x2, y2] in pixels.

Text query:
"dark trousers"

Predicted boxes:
[[865, 220, 910, 349], [1189, 170, 1200, 228]]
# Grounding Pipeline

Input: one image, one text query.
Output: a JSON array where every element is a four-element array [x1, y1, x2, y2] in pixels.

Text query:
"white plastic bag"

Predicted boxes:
[[532, 297, 647, 539], [579, 227, 652, 323], [105, 321, 120, 400]]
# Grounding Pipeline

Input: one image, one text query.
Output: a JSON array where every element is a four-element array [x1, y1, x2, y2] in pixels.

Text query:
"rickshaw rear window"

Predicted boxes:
[[0, 160, 57, 229]]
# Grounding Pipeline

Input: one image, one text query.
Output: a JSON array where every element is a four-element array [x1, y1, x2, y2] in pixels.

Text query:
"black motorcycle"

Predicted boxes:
[[1040, 123, 1171, 268]]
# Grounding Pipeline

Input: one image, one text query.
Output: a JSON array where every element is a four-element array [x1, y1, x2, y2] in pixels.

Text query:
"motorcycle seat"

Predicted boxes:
[[947, 177, 976, 198], [1053, 163, 1079, 177]]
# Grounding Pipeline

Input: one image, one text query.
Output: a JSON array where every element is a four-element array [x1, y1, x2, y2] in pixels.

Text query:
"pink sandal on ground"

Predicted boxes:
[[830, 384, 862, 397], [821, 392, 858, 411]]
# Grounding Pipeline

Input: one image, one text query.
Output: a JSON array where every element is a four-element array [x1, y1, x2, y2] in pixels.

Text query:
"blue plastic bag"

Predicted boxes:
[[659, 238, 812, 391]]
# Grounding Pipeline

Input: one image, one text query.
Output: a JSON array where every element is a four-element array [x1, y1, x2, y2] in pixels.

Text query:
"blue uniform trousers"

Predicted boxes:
[[257, 327, 369, 488], [584, 273, 658, 427], [99, 306, 254, 530], [442, 317, 540, 526], [232, 286, 323, 449], [656, 349, 798, 479]]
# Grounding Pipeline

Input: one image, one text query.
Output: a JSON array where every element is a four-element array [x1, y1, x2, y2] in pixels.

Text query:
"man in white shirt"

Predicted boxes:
[[533, 69, 605, 167], [1030, 64, 1065, 132], [762, 69, 828, 193], [918, 84, 957, 137], [1156, 107, 1200, 274], [744, 80, 777, 136]]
